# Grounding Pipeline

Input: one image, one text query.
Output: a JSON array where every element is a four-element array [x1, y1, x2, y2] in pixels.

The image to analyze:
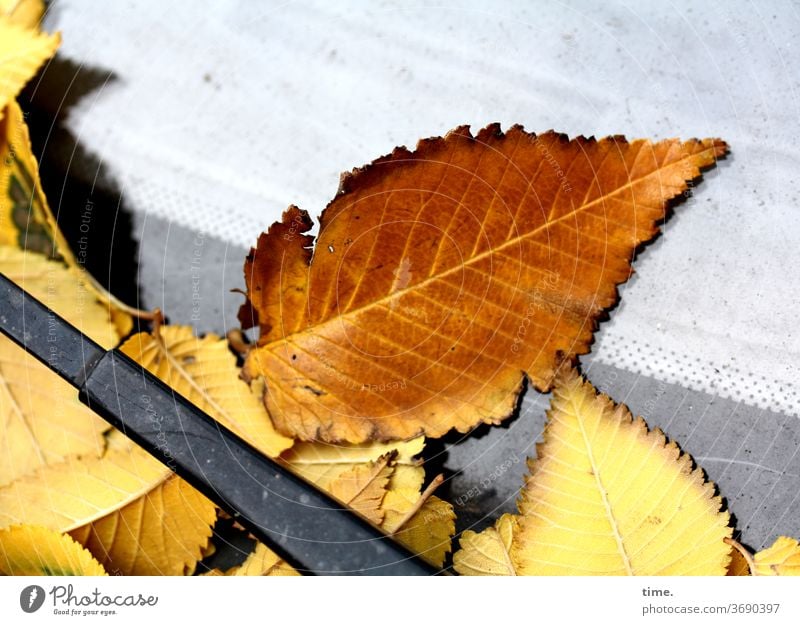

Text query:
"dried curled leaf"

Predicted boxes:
[[453, 513, 518, 576], [0, 16, 59, 121], [0, 525, 106, 576], [328, 452, 395, 524], [752, 537, 800, 576], [454, 368, 732, 575], [281, 436, 423, 489], [379, 458, 428, 533], [120, 326, 293, 458], [242, 125, 727, 442]]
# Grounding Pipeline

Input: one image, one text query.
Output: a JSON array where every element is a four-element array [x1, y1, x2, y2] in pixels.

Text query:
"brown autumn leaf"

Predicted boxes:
[[241, 125, 727, 443]]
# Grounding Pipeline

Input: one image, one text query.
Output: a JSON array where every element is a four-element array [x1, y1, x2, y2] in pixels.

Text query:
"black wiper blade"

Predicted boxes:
[[0, 272, 106, 386], [0, 272, 439, 576]]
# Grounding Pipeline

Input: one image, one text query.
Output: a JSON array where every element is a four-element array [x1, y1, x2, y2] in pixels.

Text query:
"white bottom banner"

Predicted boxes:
[[1, 576, 798, 624]]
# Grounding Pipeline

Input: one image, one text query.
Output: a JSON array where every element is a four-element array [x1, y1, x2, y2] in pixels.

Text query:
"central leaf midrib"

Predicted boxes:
[[573, 401, 633, 575], [265, 149, 704, 350]]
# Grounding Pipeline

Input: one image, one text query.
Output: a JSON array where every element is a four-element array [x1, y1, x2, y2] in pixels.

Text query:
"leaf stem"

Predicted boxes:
[[151, 308, 165, 337], [226, 329, 250, 356], [73, 267, 163, 323]]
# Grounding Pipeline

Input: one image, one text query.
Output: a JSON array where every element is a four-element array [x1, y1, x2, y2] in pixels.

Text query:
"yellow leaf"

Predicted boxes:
[[752, 536, 800, 576], [0, 100, 133, 335], [379, 459, 426, 532], [284, 436, 454, 566], [0, 246, 119, 347], [0, 525, 106, 575], [0, 446, 171, 530], [0, 246, 119, 485], [511, 368, 732, 575], [0, 443, 215, 575], [230, 493, 455, 573], [0, 101, 57, 255], [119, 326, 293, 458], [284, 436, 430, 534], [0, 16, 59, 121], [4, 318, 280, 575], [0, 0, 45, 30], [381, 485, 425, 534], [70, 475, 216, 576], [393, 495, 455, 568], [328, 452, 394, 524], [225, 542, 299, 576], [453, 513, 519, 576], [0, 342, 108, 486], [281, 436, 423, 489]]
